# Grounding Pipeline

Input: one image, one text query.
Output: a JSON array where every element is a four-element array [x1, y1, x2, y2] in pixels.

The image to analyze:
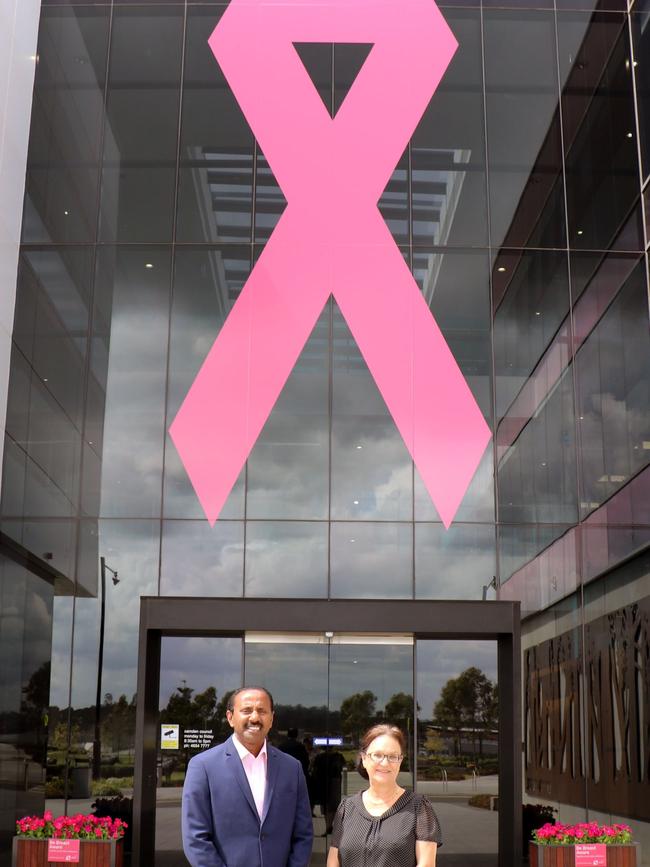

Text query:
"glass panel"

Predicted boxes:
[[245, 639, 329, 863], [331, 304, 413, 521], [176, 6, 254, 243], [416, 639, 498, 866], [22, 7, 109, 243], [493, 249, 571, 421], [575, 260, 650, 516], [559, 13, 642, 253], [92, 247, 170, 518], [99, 7, 183, 242], [0, 558, 54, 830], [164, 247, 249, 520], [155, 636, 242, 862], [413, 246, 493, 448], [484, 10, 565, 250], [415, 523, 496, 600], [246, 305, 330, 520], [245, 635, 414, 862], [65, 520, 159, 818], [497, 369, 578, 527], [160, 519, 244, 597], [244, 522, 328, 597], [330, 522, 413, 598], [632, 9, 650, 182], [411, 8, 487, 247]]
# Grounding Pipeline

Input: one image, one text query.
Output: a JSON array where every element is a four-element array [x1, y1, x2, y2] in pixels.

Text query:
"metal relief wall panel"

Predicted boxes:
[[525, 597, 650, 821]]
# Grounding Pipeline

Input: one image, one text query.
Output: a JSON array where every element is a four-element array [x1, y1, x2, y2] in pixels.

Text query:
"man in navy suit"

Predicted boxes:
[[182, 686, 313, 867]]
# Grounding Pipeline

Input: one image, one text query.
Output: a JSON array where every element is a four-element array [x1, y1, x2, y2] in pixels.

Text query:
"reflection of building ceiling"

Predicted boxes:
[[189, 146, 254, 245], [412, 147, 470, 304]]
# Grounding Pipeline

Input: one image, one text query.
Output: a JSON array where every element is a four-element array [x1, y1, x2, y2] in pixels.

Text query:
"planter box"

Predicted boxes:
[[12, 838, 124, 867], [529, 842, 641, 867]]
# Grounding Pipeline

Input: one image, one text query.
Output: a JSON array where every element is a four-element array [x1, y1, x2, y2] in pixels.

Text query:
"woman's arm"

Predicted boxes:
[[415, 840, 437, 866], [326, 846, 340, 867]]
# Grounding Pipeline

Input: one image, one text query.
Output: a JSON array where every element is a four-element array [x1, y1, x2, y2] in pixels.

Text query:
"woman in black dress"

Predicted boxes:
[[326, 724, 441, 867]]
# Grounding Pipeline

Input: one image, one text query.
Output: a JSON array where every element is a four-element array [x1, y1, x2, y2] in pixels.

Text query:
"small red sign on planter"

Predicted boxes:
[[47, 839, 81, 863], [575, 843, 607, 866]]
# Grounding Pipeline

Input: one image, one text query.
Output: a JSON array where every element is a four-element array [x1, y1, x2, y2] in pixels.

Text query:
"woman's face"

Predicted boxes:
[[361, 734, 403, 787]]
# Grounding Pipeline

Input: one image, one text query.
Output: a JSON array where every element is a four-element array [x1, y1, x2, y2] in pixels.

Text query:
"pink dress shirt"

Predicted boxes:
[[232, 735, 268, 818]]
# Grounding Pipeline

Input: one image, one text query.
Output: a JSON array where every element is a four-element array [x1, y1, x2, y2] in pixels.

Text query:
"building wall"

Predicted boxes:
[[0, 0, 649, 863]]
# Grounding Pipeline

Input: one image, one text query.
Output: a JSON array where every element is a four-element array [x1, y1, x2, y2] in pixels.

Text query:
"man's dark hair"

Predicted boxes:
[[227, 686, 275, 712], [287, 727, 298, 739]]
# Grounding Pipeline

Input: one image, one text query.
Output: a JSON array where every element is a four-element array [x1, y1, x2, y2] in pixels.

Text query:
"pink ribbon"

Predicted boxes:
[[170, 0, 490, 528]]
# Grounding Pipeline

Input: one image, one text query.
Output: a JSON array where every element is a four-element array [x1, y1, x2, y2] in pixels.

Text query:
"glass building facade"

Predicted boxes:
[[0, 0, 649, 864]]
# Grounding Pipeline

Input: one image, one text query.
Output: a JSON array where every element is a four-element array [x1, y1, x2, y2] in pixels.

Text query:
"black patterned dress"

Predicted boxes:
[[330, 790, 442, 866]]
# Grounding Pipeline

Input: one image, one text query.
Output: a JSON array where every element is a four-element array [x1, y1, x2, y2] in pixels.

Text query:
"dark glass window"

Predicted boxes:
[[576, 260, 650, 515], [559, 13, 642, 252], [498, 368, 578, 526], [411, 9, 487, 247], [632, 9, 650, 182], [484, 10, 565, 249], [176, 6, 254, 243], [494, 250, 571, 422], [22, 7, 109, 243], [99, 7, 183, 242]]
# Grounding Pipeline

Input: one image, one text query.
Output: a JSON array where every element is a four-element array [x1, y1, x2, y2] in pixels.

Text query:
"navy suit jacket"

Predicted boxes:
[[182, 736, 313, 867]]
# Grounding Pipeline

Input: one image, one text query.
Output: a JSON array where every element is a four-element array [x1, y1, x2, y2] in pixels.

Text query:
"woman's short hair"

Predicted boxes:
[[356, 723, 406, 779]]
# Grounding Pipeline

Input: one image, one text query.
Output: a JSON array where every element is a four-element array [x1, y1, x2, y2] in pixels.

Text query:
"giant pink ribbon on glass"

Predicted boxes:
[[169, 0, 491, 529]]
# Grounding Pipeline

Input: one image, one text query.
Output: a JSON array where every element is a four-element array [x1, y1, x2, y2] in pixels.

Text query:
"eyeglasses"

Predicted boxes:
[[363, 751, 403, 765]]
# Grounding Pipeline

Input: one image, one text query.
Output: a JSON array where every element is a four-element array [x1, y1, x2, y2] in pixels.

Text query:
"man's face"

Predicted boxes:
[[227, 689, 274, 755]]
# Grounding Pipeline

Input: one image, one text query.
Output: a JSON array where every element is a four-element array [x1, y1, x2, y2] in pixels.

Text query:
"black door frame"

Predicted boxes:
[[133, 597, 521, 866]]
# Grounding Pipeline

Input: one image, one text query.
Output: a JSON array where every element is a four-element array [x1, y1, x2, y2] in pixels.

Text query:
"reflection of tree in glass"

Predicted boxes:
[[339, 691, 376, 743], [384, 692, 416, 729], [433, 667, 497, 758], [160, 685, 234, 742], [102, 694, 136, 755]]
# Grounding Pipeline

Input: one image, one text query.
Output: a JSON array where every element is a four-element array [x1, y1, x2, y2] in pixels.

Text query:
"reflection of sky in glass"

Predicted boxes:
[[160, 520, 244, 597], [417, 640, 497, 721], [69, 520, 159, 709], [159, 636, 242, 710], [415, 523, 496, 600], [245, 522, 328, 597]]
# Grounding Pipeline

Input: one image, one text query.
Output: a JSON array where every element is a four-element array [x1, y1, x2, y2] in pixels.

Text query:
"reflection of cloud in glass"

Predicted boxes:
[[245, 522, 328, 597], [98, 249, 169, 518], [69, 520, 159, 708], [159, 636, 242, 709], [330, 523, 412, 599], [415, 523, 495, 600], [160, 520, 244, 597]]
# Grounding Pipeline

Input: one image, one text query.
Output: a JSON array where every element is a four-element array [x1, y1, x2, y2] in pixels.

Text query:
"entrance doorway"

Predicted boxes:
[[133, 598, 521, 867]]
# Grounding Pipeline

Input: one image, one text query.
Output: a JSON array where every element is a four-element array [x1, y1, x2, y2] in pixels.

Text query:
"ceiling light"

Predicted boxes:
[[577, 229, 583, 235], [350, 539, 356, 543], [627, 132, 633, 138], [353, 500, 359, 505], [356, 445, 362, 450], [497, 266, 506, 273], [145, 262, 154, 269], [64, 210, 69, 216], [535, 311, 541, 316], [633, 61, 638, 68]]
